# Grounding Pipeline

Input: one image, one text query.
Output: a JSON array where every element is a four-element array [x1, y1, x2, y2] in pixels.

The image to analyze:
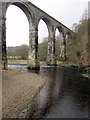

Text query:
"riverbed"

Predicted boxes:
[[8, 65, 89, 118]]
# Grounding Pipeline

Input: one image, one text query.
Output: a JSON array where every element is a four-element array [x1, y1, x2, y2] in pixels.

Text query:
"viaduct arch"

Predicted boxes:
[[0, 0, 74, 69]]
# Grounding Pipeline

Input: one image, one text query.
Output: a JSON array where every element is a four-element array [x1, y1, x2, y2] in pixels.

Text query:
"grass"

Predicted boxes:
[[57, 61, 77, 67], [56, 61, 90, 73]]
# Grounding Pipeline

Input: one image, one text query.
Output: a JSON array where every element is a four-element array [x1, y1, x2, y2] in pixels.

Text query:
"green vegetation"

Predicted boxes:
[[7, 56, 22, 59], [66, 9, 89, 66], [38, 37, 48, 61], [7, 44, 28, 60], [38, 36, 61, 61], [7, 9, 89, 67]]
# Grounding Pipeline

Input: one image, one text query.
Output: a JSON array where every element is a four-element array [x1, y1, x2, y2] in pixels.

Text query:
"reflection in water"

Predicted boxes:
[[35, 66, 88, 118], [35, 67, 65, 111], [8, 65, 88, 118]]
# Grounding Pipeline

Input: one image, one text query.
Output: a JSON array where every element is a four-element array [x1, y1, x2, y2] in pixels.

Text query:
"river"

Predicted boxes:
[[8, 65, 89, 118]]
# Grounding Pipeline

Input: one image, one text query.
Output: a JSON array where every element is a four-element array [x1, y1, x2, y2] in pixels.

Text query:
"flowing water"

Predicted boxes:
[[8, 65, 89, 118]]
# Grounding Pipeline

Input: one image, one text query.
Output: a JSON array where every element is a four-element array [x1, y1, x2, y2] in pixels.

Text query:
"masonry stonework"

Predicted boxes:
[[0, 0, 73, 70]]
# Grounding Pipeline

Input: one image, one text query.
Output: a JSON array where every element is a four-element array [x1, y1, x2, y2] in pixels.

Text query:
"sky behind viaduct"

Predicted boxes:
[[6, 0, 89, 46]]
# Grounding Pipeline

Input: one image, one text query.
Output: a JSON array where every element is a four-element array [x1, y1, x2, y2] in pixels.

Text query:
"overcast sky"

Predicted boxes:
[[6, 0, 89, 47]]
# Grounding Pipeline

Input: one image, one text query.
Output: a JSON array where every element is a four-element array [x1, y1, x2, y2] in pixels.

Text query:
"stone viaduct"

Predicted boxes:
[[0, 0, 74, 69]]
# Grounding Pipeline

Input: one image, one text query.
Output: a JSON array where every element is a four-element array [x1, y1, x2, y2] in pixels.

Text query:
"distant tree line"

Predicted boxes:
[[7, 9, 89, 65], [7, 37, 61, 61], [7, 44, 29, 60]]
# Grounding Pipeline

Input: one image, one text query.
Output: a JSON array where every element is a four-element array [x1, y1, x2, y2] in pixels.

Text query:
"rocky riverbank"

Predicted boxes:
[[2, 69, 46, 118]]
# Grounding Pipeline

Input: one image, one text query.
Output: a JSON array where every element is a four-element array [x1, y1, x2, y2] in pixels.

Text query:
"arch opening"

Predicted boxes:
[[55, 27, 65, 61], [6, 5, 29, 65], [38, 19, 48, 65], [7, 2, 33, 23]]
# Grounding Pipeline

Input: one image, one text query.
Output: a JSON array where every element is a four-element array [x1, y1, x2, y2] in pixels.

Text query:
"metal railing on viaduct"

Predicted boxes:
[[0, 0, 74, 70]]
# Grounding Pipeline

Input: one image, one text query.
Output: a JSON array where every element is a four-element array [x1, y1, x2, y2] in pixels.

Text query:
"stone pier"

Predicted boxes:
[[0, 0, 74, 70]]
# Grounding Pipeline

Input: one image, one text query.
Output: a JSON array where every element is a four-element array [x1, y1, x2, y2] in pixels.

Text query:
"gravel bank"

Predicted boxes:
[[2, 69, 46, 118], [0, 70, 2, 119]]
